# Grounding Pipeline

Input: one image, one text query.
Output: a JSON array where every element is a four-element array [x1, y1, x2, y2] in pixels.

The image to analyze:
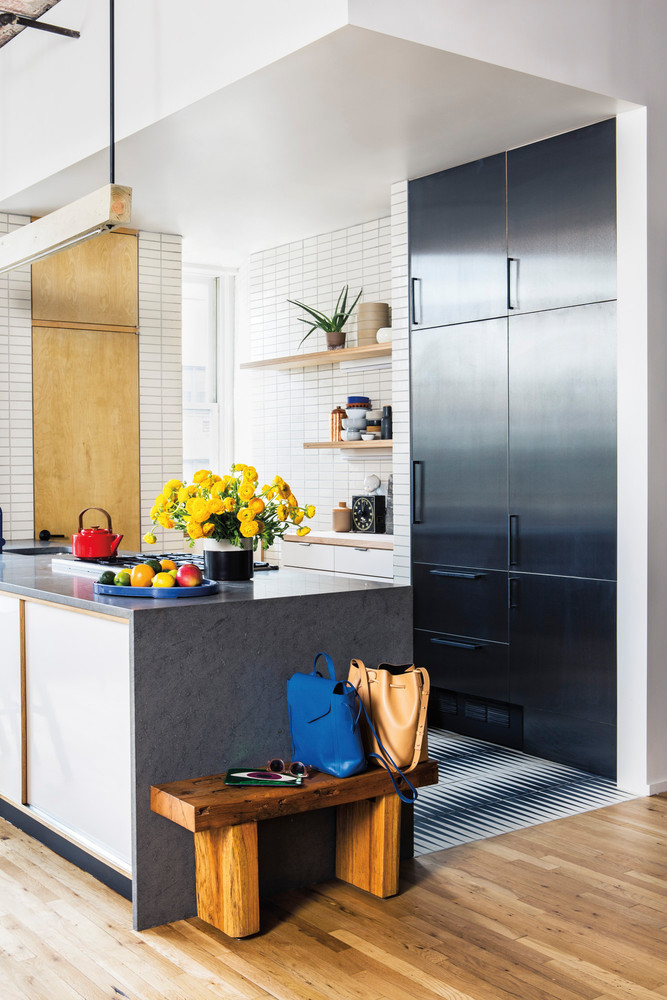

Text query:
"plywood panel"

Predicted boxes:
[[32, 231, 138, 328], [32, 327, 141, 551]]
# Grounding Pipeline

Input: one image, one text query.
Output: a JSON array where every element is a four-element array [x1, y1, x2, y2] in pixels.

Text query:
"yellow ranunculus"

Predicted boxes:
[[291, 512, 304, 525], [177, 487, 191, 503], [287, 494, 298, 507], [237, 507, 253, 522], [193, 469, 211, 483], [185, 498, 197, 515], [278, 483, 291, 499], [143, 532, 157, 544], [187, 520, 203, 539], [256, 520, 265, 533], [209, 474, 222, 484], [240, 519, 260, 537], [223, 497, 235, 512], [202, 521, 216, 537], [297, 526, 311, 536], [234, 463, 246, 472], [211, 482, 226, 497], [277, 504, 288, 521], [272, 475, 284, 487], [306, 505, 316, 518], [190, 498, 210, 523], [243, 466, 258, 482], [238, 482, 255, 502], [249, 497, 265, 514], [157, 513, 174, 529], [165, 479, 183, 491], [221, 475, 233, 490], [208, 497, 224, 515], [150, 504, 160, 518]]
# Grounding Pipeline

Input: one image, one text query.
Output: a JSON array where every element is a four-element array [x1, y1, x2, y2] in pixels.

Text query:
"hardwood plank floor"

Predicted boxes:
[[0, 796, 666, 1000]]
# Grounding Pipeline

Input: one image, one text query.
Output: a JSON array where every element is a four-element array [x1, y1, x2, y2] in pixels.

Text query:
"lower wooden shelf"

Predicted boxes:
[[303, 441, 392, 450]]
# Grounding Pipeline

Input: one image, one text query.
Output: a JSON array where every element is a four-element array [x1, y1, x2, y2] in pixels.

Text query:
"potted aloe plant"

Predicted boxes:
[[288, 284, 362, 350]]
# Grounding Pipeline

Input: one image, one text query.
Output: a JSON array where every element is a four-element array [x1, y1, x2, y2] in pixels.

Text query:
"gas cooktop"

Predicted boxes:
[[51, 551, 277, 577]]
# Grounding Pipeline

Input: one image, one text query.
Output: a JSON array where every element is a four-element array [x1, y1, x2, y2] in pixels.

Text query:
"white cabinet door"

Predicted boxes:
[[282, 542, 335, 572], [0, 595, 22, 804], [334, 545, 393, 580], [25, 603, 132, 868]]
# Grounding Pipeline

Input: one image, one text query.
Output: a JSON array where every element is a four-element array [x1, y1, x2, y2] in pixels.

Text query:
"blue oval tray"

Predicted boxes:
[[93, 579, 219, 599]]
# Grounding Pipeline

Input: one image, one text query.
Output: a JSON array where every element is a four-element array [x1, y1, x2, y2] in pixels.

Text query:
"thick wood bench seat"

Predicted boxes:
[[151, 759, 438, 938]]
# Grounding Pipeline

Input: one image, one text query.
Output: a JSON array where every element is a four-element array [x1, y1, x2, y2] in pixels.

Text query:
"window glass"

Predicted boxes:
[[182, 275, 218, 483]]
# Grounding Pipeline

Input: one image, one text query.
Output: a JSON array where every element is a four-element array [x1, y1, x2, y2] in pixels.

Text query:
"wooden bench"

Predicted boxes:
[[151, 759, 438, 938]]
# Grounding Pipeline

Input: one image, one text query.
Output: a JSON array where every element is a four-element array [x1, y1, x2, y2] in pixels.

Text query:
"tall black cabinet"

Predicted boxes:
[[409, 119, 617, 777]]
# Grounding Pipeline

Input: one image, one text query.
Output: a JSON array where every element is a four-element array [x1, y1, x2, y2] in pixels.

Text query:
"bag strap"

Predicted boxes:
[[349, 684, 418, 805], [350, 657, 372, 708], [408, 667, 431, 772], [313, 651, 337, 681]]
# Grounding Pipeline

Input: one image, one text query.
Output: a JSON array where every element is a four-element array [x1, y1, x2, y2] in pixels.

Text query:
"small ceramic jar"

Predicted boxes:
[[332, 501, 352, 532]]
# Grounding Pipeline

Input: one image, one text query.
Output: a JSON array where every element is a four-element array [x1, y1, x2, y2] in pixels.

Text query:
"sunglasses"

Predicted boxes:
[[267, 757, 313, 778]]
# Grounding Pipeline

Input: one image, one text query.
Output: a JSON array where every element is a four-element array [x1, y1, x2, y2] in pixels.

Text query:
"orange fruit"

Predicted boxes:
[[160, 558, 177, 572], [130, 564, 156, 587], [152, 571, 176, 588]]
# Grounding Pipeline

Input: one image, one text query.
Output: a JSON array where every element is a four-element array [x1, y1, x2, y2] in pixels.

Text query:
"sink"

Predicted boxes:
[[6, 546, 71, 555]]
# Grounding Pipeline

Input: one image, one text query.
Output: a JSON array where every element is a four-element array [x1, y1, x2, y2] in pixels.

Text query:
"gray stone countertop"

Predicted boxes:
[[0, 541, 400, 618]]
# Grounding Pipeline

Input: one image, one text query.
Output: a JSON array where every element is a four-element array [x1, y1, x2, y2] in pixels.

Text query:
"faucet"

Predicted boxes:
[[0, 507, 4, 552]]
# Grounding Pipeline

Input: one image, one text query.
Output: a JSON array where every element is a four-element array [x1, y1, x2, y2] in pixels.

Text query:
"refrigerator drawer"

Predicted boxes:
[[413, 563, 508, 642], [414, 627, 510, 703]]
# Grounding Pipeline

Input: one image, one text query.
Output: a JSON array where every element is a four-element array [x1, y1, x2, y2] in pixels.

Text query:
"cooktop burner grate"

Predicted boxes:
[[51, 551, 277, 577]]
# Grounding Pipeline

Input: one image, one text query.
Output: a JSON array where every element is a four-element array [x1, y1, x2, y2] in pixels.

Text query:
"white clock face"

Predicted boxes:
[[352, 496, 374, 531]]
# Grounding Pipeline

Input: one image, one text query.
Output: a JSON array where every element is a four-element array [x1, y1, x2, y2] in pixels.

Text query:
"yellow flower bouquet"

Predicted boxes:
[[144, 464, 315, 550]]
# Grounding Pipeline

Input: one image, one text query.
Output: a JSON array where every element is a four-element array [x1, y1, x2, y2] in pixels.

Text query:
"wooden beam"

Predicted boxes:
[[0, 184, 132, 274]]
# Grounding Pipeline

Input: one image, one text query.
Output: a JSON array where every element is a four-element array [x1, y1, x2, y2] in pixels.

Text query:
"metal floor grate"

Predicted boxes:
[[414, 728, 636, 855]]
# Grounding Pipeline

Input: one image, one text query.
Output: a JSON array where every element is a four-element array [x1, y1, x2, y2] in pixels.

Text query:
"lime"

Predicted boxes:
[[114, 570, 131, 587], [98, 571, 116, 585], [146, 558, 162, 574]]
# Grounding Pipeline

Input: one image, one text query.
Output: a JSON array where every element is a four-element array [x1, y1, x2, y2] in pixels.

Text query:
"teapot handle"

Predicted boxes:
[[77, 507, 113, 532]]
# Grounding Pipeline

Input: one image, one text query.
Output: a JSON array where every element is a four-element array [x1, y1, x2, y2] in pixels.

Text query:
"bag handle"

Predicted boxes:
[[312, 651, 337, 681], [408, 667, 430, 772], [349, 684, 418, 805]]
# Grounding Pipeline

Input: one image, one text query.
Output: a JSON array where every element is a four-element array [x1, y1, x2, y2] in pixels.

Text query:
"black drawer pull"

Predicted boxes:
[[430, 637, 485, 651], [429, 569, 484, 580]]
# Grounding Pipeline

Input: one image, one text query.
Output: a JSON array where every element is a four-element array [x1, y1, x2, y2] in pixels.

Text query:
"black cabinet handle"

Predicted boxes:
[[509, 514, 519, 566], [507, 257, 519, 310], [412, 460, 425, 524], [411, 277, 422, 325], [508, 576, 519, 609], [430, 637, 485, 651], [430, 569, 485, 580]]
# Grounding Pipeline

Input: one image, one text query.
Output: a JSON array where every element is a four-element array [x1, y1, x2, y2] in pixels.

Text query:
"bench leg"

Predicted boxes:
[[335, 792, 401, 897], [193, 822, 260, 937]]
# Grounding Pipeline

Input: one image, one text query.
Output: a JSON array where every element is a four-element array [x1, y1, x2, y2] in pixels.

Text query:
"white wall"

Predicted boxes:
[[237, 218, 394, 561], [0, 0, 348, 202]]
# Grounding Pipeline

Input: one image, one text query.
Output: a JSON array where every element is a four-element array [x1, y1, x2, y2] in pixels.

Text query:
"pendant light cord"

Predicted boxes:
[[109, 0, 115, 184]]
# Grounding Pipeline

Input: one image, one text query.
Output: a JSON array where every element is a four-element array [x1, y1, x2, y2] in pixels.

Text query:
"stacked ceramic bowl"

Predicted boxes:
[[343, 395, 370, 441], [364, 408, 383, 439]]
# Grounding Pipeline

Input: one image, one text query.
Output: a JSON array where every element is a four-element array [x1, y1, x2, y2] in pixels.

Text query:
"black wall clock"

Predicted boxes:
[[351, 494, 386, 533]]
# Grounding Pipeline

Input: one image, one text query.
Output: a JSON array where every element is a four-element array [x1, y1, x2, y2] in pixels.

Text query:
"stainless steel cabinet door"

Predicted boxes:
[[412, 320, 508, 569], [409, 153, 507, 329], [508, 301, 617, 580], [507, 118, 616, 313]]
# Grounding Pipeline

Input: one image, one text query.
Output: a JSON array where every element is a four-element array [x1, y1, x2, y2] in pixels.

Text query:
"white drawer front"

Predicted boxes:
[[334, 545, 393, 579], [282, 542, 335, 572]]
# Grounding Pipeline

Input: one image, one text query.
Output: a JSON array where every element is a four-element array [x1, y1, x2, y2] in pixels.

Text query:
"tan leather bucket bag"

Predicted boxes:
[[348, 659, 430, 772]]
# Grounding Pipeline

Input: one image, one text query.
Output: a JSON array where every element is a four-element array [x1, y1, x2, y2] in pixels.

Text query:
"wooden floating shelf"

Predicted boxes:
[[240, 343, 391, 371], [303, 441, 393, 450]]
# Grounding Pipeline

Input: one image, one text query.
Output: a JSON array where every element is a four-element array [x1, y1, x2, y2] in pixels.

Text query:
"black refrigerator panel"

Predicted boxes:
[[408, 153, 507, 329], [508, 301, 617, 581], [507, 118, 616, 314], [413, 563, 508, 643], [411, 320, 508, 570], [510, 573, 616, 725], [414, 628, 510, 703]]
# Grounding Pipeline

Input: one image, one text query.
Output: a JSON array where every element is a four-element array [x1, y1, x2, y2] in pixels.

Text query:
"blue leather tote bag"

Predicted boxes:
[[287, 652, 366, 778]]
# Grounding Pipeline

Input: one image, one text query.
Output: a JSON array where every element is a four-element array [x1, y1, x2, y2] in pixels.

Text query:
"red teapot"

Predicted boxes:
[[72, 507, 123, 559]]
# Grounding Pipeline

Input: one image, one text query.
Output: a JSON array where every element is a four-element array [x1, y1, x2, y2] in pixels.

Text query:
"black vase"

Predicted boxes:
[[203, 545, 254, 581]]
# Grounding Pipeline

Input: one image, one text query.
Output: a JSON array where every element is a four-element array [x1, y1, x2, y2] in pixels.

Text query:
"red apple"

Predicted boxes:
[[176, 563, 203, 587]]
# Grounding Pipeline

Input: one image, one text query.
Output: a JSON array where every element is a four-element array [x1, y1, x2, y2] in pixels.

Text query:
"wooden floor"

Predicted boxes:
[[1, 795, 666, 1000]]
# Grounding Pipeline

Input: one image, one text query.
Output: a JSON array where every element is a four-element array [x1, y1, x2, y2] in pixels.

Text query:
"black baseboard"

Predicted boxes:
[[0, 797, 132, 901]]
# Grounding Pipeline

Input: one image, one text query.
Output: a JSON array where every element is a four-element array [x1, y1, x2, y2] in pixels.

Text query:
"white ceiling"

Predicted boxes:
[[0, 25, 634, 267]]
